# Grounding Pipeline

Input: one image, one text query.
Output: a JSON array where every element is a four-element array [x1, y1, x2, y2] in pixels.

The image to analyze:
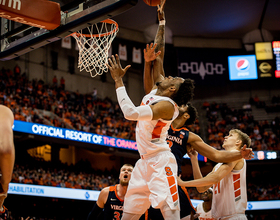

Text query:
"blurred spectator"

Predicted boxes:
[[52, 75, 58, 88], [92, 88, 97, 101], [60, 77, 65, 90]]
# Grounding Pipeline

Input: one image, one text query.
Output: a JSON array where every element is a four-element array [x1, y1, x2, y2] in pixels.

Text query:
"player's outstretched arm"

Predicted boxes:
[[0, 105, 15, 209], [187, 148, 209, 192], [155, 0, 166, 61], [152, 0, 166, 84], [108, 55, 154, 122], [143, 43, 161, 94], [143, 0, 166, 95], [143, 0, 166, 94], [107, 54, 131, 89], [188, 133, 254, 162], [177, 161, 237, 192]]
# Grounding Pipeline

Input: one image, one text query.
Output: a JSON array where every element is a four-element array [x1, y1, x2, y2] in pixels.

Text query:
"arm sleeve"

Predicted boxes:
[[87, 203, 103, 220], [116, 86, 153, 121]]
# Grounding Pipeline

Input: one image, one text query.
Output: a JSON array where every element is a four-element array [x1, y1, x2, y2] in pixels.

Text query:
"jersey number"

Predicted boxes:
[[213, 181, 221, 194], [113, 211, 120, 220]]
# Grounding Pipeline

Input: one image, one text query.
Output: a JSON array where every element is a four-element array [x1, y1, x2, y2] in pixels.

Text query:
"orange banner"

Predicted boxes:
[[0, 0, 61, 30]]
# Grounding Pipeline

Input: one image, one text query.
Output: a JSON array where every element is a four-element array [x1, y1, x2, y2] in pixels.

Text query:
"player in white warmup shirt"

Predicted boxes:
[[177, 129, 251, 220], [196, 188, 214, 220]]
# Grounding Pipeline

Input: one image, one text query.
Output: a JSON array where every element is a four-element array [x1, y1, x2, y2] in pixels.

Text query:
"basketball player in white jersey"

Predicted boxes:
[[107, 26, 195, 220], [143, 1, 253, 219], [196, 188, 214, 220], [177, 129, 250, 220]]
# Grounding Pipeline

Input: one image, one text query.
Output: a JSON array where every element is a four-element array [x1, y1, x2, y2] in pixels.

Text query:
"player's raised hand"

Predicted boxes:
[[186, 146, 198, 160], [157, 0, 166, 21], [240, 145, 254, 160], [107, 54, 131, 82], [144, 43, 161, 62]]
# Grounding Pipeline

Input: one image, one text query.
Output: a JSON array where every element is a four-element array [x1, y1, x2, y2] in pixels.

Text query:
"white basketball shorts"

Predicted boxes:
[[123, 150, 180, 214]]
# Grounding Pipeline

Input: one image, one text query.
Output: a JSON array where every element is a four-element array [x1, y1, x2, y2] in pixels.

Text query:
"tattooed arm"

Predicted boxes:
[[143, 0, 166, 94]]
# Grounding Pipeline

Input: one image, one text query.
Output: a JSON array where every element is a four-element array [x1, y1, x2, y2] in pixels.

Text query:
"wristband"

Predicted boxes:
[[159, 20, 166, 26]]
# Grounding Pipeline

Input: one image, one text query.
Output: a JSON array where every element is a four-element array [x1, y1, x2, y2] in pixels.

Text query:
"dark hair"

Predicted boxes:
[[184, 103, 198, 126], [172, 78, 195, 106]]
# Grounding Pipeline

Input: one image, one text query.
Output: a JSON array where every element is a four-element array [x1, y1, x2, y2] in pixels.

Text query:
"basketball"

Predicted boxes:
[[143, 0, 161, 7]]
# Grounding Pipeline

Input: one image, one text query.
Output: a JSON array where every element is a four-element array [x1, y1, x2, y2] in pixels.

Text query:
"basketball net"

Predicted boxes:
[[71, 19, 119, 78]]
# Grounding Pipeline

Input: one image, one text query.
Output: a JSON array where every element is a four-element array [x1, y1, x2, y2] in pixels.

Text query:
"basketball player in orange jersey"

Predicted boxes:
[[87, 164, 134, 220], [0, 105, 15, 219], [107, 12, 195, 220], [143, 1, 253, 219], [177, 129, 250, 220]]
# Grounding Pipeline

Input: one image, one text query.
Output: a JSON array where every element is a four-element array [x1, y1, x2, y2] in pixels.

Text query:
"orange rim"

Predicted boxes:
[[71, 19, 118, 38]]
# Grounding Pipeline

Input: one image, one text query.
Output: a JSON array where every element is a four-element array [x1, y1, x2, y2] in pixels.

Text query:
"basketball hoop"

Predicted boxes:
[[71, 19, 119, 77]]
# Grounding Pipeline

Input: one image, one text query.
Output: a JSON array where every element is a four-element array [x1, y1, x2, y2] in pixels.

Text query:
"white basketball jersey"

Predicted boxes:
[[196, 202, 214, 220], [211, 159, 247, 219], [136, 89, 179, 156]]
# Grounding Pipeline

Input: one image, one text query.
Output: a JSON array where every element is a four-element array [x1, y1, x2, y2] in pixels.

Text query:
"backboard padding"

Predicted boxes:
[[0, 0, 138, 61]]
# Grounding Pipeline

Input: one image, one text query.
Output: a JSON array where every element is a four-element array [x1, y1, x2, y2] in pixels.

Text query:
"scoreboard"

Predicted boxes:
[[272, 41, 280, 78], [252, 150, 279, 160]]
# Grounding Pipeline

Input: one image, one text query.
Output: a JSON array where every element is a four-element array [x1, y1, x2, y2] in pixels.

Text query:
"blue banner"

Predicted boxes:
[[12, 120, 207, 161], [13, 120, 137, 151]]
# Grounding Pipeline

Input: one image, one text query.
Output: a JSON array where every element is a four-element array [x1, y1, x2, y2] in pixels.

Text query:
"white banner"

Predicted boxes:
[[8, 183, 100, 201], [132, 47, 141, 64], [118, 44, 127, 61], [61, 37, 72, 49], [191, 199, 280, 211], [8, 183, 280, 210], [246, 200, 280, 210]]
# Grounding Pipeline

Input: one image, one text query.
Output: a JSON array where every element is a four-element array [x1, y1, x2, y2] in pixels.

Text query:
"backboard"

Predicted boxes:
[[0, 0, 138, 61]]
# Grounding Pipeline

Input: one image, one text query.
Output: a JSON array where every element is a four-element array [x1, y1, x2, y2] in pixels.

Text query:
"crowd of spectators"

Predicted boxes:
[[204, 101, 280, 151], [0, 66, 136, 140], [266, 94, 280, 113], [11, 159, 119, 191]]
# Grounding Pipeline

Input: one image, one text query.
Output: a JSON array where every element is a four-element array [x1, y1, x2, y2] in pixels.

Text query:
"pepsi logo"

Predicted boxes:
[[236, 59, 250, 71]]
